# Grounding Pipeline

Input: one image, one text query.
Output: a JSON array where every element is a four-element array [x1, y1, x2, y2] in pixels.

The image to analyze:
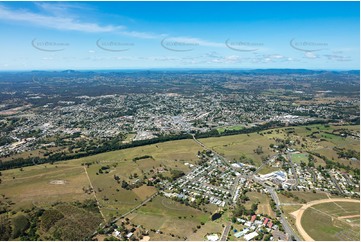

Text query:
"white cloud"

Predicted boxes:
[[0, 5, 123, 33], [0, 4, 169, 40], [304, 52, 318, 59]]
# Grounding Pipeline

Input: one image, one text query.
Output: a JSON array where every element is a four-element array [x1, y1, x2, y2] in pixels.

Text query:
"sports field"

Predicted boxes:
[[300, 200, 360, 241]]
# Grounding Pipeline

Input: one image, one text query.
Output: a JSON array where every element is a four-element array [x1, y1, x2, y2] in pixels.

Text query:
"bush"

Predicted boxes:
[[11, 213, 29, 238], [40, 209, 64, 231]]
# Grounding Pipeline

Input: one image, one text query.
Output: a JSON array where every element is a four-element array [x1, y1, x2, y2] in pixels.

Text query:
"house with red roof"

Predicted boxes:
[[263, 218, 269, 225], [268, 221, 273, 229]]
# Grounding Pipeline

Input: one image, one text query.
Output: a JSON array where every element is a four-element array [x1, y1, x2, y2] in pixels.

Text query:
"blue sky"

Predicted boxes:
[[0, 1, 359, 70]]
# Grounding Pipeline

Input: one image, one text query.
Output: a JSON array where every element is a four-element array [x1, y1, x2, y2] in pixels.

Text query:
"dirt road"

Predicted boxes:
[[290, 198, 360, 241]]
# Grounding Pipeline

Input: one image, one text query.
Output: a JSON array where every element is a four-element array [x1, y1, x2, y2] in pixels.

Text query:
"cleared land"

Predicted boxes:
[[245, 192, 275, 218]]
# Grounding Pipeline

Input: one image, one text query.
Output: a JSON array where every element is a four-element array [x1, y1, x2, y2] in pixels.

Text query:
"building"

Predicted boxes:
[[263, 218, 269, 226], [234, 229, 249, 238], [206, 234, 219, 241], [244, 231, 259, 241]]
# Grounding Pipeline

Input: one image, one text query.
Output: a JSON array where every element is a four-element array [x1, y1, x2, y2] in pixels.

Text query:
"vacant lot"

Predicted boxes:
[[245, 192, 275, 218], [257, 165, 280, 175]]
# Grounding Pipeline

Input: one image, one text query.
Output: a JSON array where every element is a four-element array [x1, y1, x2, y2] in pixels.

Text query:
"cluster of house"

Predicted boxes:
[[231, 162, 255, 172], [233, 215, 279, 241], [294, 165, 359, 196], [329, 169, 359, 196], [164, 157, 242, 207]]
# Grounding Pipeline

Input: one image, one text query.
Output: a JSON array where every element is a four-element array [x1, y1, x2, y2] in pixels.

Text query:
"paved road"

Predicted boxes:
[[267, 186, 301, 241], [287, 153, 299, 189], [220, 222, 232, 241], [192, 135, 231, 168], [330, 174, 343, 194]]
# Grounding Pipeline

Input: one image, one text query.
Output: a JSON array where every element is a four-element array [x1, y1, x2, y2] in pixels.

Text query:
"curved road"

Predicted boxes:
[[292, 198, 360, 241]]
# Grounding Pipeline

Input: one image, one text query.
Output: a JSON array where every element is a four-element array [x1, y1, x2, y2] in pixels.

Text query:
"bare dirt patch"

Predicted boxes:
[[50, 180, 67, 185]]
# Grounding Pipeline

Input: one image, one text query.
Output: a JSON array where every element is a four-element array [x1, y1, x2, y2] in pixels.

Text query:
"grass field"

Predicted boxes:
[[200, 133, 275, 166], [257, 165, 280, 175], [290, 191, 329, 203], [126, 196, 210, 240], [217, 125, 244, 134], [301, 202, 360, 241], [201, 124, 359, 168], [0, 138, 203, 220], [281, 205, 303, 239], [290, 153, 309, 164], [0, 163, 92, 210], [187, 220, 223, 241]]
